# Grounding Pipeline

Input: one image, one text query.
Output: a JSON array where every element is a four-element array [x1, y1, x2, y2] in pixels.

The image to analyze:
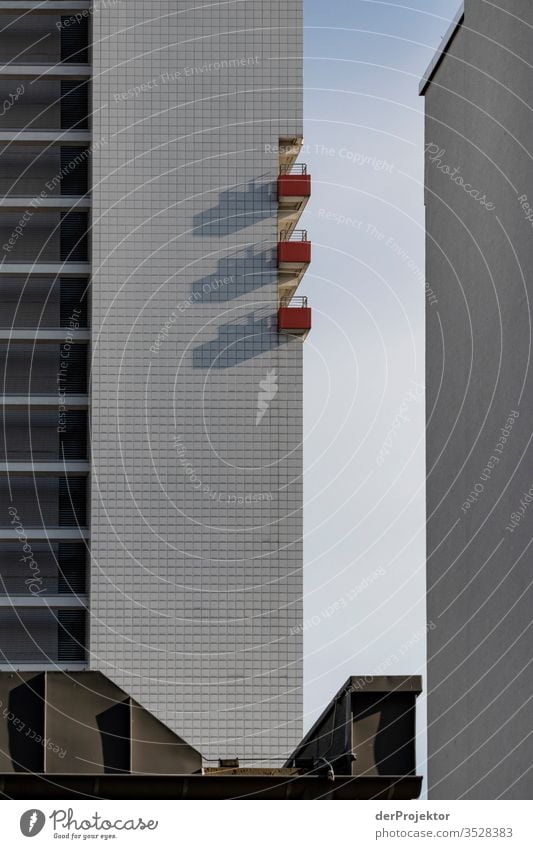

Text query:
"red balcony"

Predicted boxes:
[[278, 296, 312, 339], [278, 173, 311, 198], [277, 230, 311, 299], [278, 165, 311, 204], [277, 164, 311, 242], [278, 164, 311, 238], [277, 230, 311, 266]]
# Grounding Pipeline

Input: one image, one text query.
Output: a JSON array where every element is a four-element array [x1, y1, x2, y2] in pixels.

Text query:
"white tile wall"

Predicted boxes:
[[90, 0, 304, 762]]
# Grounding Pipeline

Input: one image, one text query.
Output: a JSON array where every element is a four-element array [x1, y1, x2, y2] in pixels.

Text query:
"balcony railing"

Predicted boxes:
[[280, 228, 308, 242], [280, 296, 308, 308], [279, 163, 308, 175]]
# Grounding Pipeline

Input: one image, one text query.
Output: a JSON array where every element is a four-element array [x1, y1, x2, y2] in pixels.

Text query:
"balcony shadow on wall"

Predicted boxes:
[[191, 246, 276, 302], [192, 180, 273, 237], [192, 310, 286, 369]]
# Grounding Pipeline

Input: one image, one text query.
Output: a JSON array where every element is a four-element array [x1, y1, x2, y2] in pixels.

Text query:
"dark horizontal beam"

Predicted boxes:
[[0, 773, 422, 801]]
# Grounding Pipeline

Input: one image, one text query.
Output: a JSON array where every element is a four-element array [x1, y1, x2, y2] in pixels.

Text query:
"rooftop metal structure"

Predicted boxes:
[[0, 673, 423, 800]]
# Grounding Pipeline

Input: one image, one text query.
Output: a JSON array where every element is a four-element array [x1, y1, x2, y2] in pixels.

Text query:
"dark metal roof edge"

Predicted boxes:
[[0, 773, 423, 800], [346, 675, 423, 694], [419, 4, 465, 96]]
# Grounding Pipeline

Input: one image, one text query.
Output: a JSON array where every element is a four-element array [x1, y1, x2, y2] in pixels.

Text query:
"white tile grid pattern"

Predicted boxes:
[[90, 0, 304, 762]]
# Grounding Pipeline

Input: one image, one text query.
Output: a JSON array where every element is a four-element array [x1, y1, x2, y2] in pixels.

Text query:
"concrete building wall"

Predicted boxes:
[[424, 0, 533, 798], [90, 1, 304, 761]]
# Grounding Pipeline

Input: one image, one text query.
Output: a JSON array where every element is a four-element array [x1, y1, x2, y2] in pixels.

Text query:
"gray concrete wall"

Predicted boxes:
[[424, 0, 533, 798], [90, 1, 304, 762]]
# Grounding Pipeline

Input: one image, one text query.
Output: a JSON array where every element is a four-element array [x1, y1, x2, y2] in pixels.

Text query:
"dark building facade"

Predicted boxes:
[[422, 0, 533, 799]]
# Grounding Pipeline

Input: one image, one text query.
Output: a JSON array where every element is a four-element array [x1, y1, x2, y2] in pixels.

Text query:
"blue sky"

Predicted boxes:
[[300, 0, 461, 778]]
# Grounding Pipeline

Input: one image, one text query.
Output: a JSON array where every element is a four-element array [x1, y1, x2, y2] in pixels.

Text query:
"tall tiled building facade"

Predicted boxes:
[[422, 0, 533, 798], [0, 0, 310, 763]]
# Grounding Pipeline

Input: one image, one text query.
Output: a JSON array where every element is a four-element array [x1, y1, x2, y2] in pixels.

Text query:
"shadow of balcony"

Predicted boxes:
[[192, 310, 287, 369], [190, 245, 276, 303], [192, 180, 273, 237]]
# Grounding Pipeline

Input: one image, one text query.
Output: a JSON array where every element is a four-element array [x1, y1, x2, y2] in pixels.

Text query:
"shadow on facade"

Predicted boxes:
[[190, 246, 275, 303], [192, 180, 273, 237], [192, 310, 284, 369]]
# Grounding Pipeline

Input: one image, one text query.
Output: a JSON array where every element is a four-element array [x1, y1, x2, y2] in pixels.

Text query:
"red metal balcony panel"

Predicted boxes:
[[277, 174, 311, 198], [277, 241, 311, 264], [278, 307, 312, 333]]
